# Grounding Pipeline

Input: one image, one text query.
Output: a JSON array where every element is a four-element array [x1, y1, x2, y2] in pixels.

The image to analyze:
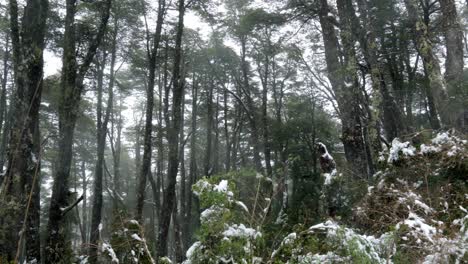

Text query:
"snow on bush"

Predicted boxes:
[[271, 220, 395, 263], [184, 177, 263, 264]]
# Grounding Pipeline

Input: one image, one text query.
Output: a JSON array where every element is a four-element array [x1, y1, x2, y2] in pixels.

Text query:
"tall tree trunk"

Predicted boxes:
[[0, 32, 10, 178], [404, 0, 447, 128], [213, 91, 220, 174], [354, 0, 406, 141], [260, 51, 273, 177], [204, 78, 214, 176], [45, 0, 111, 261], [318, 0, 369, 178], [440, 0, 464, 128], [90, 27, 116, 260], [0, 0, 47, 262], [135, 0, 166, 221], [223, 88, 231, 172], [81, 160, 88, 245], [186, 74, 198, 249], [178, 85, 186, 250], [240, 37, 262, 172], [157, 0, 185, 259]]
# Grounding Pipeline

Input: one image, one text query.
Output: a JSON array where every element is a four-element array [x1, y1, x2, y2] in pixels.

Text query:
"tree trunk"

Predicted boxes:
[[404, 0, 447, 127], [0, 0, 47, 262], [318, 0, 369, 178], [440, 0, 464, 128], [135, 0, 166, 221], [157, 0, 185, 259], [240, 37, 262, 172], [90, 26, 116, 260], [45, 0, 111, 261], [204, 78, 214, 176], [0, 32, 10, 178], [186, 74, 198, 249]]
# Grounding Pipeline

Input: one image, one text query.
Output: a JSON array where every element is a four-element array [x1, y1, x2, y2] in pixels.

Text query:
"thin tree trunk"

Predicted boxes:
[[135, 0, 166, 221], [90, 33, 116, 261], [0, 32, 10, 177], [186, 74, 198, 249], [204, 78, 214, 176], [157, 0, 185, 258]]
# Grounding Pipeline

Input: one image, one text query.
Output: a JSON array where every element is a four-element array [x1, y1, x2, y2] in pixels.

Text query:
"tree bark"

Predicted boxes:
[[440, 0, 464, 128], [318, 0, 369, 178], [404, 0, 447, 128], [135, 0, 166, 222], [0, 0, 47, 262], [157, 0, 185, 259], [45, 0, 111, 261], [186, 74, 198, 249]]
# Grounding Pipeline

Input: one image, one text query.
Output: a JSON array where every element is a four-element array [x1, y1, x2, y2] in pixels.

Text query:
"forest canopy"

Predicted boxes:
[[0, 0, 466, 263]]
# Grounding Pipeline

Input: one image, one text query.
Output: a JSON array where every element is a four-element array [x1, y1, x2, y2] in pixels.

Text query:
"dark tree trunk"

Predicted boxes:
[[157, 0, 185, 259], [89, 25, 117, 260], [0, 32, 10, 177], [186, 74, 198, 249], [260, 51, 273, 177], [0, 0, 47, 262], [45, 0, 111, 261], [81, 160, 88, 245], [318, 0, 369, 178], [440, 0, 464, 128], [240, 37, 262, 172], [204, 79, 214, 177], [223, 88, 231, 172], [135, 0, 166, 221]]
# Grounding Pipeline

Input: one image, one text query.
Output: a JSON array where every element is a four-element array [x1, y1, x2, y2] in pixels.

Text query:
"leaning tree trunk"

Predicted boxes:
[[157, 0, 185, 259], [45, 0, 111, 261], [0, 0, 47, 262]]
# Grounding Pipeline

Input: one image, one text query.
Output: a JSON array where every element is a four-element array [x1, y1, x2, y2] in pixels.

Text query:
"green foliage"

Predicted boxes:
[[186, 176, 263, 264]]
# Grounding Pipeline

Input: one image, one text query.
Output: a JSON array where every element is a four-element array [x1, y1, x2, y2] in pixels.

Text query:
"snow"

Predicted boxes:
[[223, 224, 262, 239], [420, 144, 441, 154], [236, 201, 249, 213], [102, 242, 119, 263], [200, 206, 227, 224], [214, 180, 228, 192], [131, 233, 143, 242], [396, 212, 437, 243], [387, 138, 416, 163], [128, 220, 139, 225], [317, 142, 334, 161], [186, 241, 202, 260], [323, 169, 337, 185], [432, 132, 450, 145]]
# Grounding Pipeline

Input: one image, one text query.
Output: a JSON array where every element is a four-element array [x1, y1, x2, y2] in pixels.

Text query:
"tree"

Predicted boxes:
[[158, 0, 186, 258], [45, 0, 112, 261], [0, 0, 48, 262], [439, 0, 465, 128], [135, 0, 166, 222]]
